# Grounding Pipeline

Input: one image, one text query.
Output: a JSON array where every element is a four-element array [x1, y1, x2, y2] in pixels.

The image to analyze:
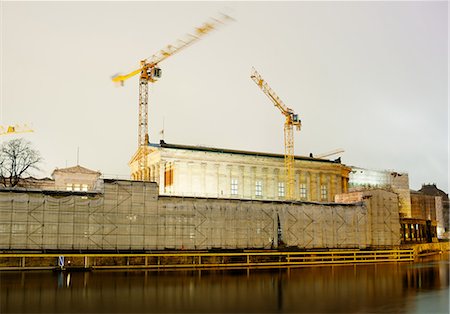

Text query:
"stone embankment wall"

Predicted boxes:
[[0, 180, 400, 251]]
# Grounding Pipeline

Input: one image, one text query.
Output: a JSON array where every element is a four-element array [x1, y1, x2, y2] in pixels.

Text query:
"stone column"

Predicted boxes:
[[251, 166, 257, 198], [159, 161, 166, 195], [295, 170, 301, 200], [239, 165, 244, 198], [209, 163, 218, 197], [342, 176, 348, 193], [214, 163, 220, 197], [153, 165, 157, 182], [200, 162, 207, 197], [262, 167, 268, 199], [318, 173, 323, 201], [187, 161, 194, 195], [305, 172, 311, 201], [324, 173, 334, 202], [243, 166, 251, 199], [273, 168, 281, 200], [172, 161, 180, 195], [330, 174, 336, 201], [310, 172, 316, 201], [145, 167, 150, 183], [148, 165, 153, 182], [226, 164, 233, 197]]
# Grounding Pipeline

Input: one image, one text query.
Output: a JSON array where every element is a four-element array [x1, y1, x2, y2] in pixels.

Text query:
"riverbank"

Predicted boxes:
[[1, 242, 447, 271]]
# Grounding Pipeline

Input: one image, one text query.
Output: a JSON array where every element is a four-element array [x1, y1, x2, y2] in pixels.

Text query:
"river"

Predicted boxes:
[[1, 255, 449, 313]]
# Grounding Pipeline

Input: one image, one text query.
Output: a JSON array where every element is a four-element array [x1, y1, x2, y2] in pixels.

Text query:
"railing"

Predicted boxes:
[[0, 249, 414, 271]]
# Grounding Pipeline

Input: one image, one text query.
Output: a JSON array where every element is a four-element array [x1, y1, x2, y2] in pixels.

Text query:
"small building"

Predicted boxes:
[[418, 184, 449, 237], [13, 165, 102, 192], [52, 165, 101, 191]]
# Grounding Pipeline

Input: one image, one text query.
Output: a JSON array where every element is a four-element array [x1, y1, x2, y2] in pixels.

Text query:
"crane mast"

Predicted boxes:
[[250, 68, 301, 200], [112, 13, 233, 180]]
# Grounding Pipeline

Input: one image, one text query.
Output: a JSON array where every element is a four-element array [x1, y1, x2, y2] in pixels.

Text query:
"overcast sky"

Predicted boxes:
[[1, 1, 448, 192]]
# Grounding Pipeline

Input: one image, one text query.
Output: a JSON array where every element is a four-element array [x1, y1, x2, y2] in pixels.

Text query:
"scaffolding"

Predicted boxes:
[[0, 180, 400, 251]]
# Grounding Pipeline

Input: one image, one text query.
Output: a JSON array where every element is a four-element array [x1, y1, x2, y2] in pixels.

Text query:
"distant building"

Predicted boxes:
[[52, 165, 101, 191], [13, 165, 102, 192], [348, 166, 411, 218], [15, 177, 55, 190], [347, 167, 446, 242], [129, 141, 352, 202], [417, 184, 449, 238], [402, 191, 440, 243]]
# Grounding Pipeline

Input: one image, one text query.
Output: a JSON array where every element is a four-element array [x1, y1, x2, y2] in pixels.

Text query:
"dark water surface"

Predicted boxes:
[[1, 255, 449, 313]]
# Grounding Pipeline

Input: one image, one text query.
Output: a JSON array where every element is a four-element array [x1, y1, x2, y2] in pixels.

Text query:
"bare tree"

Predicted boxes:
[[0, 138, 42, 187]]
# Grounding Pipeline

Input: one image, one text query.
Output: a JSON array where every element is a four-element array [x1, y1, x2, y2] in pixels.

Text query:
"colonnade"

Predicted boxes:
[[134, 160, 350, 202]]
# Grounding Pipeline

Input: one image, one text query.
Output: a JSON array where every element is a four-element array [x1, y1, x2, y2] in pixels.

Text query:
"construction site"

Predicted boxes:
[[0, 13, 448, 268], [0, 179, 402, 252]]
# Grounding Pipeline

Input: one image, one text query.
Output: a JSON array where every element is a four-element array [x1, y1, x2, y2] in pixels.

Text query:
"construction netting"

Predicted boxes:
[[0, 180, 400, 251]]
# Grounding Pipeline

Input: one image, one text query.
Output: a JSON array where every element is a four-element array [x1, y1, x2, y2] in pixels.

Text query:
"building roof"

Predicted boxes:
[[418, 184, 448, 200], [52, 165, 101, 176], [151, 141, 343, 164]]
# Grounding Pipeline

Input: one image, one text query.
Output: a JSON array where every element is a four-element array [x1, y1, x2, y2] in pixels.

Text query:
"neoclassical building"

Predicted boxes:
[[130, 141, 351, 202]]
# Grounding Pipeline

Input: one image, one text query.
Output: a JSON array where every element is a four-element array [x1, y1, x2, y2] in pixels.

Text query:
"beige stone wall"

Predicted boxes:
[[0, 181, 400, 251]]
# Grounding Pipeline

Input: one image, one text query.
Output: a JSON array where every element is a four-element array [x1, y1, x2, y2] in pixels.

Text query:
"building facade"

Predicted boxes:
[[418, 184, 449, 235], [348, 168, 445, 242], [15, 165, 102, 192], [52, 165, 101, 191], [349, 166, 412, 218], [129, 141, 352, 202]]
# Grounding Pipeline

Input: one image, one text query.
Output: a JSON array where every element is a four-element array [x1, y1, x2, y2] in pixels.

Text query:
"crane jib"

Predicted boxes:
[[112, 12, 234, 182]]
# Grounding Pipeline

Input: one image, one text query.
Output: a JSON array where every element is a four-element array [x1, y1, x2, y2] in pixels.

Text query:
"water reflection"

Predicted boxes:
[[403, 259, 449, 291], [1, 255, 448, 313]]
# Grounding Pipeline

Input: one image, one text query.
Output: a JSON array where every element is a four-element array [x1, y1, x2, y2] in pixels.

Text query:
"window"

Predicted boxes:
[[300, 183, 307, 198], [67, 183, 88, 192], [278, 182, 285, 198], [320, 184, 328, 200], [231, 179, 238, 195], [255, 180, 262, 197]]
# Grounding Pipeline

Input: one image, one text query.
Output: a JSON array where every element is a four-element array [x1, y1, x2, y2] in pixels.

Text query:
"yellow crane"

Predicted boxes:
[[0, 124, 33, 136], [112, 13, 233, 181], [315, 148, 344, 159], [250, 68, 301, 200]]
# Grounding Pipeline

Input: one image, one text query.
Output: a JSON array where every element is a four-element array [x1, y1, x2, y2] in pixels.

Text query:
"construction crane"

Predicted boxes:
[[0, 124, 33, 136], [315, 148, 344, 159], [112, 13, 233, 181], [250, 68, 301, 200]]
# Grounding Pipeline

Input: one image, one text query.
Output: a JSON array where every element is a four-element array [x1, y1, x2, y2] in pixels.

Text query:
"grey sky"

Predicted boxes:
[[1, 1, 448, 192]]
